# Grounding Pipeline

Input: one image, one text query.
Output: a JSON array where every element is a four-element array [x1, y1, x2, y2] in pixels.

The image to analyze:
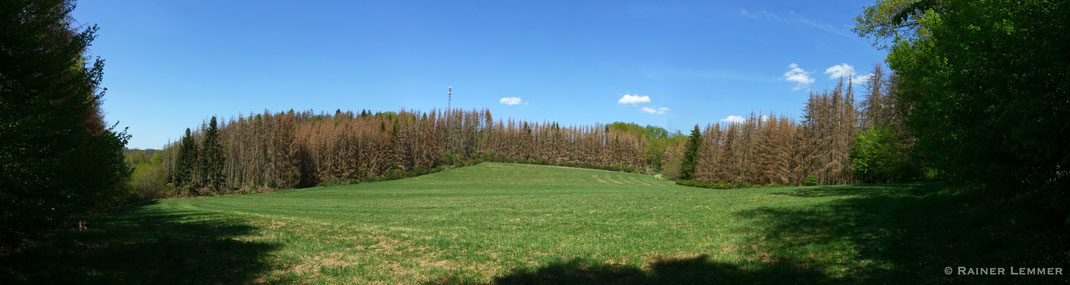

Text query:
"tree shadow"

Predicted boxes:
[[456, 184, 1067, 284], [1, 202, 277, 284], [772, 184, 901, 197], [431, 255, 830, 285], [737, 183, 1070, 283]]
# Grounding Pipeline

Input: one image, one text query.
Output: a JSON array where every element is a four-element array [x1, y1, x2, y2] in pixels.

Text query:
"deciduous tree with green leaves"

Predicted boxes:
[[849, 125, 919, 183], [856, 0, 1070, 220]]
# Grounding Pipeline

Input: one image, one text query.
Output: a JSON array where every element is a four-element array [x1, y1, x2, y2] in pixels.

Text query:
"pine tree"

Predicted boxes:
[[175, 128, 199, 187], [679, 125, 702, 180], [1, 0, 130, 242], [199, 116, 225, 190]]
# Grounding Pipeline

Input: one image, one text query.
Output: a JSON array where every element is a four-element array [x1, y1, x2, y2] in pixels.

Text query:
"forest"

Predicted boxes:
[[131, 69, 904, 198]]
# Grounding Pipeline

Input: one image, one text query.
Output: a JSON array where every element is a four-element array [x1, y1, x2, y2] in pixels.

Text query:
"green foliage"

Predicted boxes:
[[852, 0, 933, 49], [606, 122, 670, 139], [199, 116, 225, 189], [849, 126, 920, 183], [802, 174, 819, 187], [607, 122, 676, 172], [443, 152, 457, 165], [127, 161, 168, 200], [124, 149, 169, 200], [857, 0, 1070, 218], [174, 128, 198, 186], [150, 150, 165, 165], [645, 135, 686, 173], [124, 149, 154, 166], [643, 138, 668, 171], [391, 117, 399, 138], [678, 125, 702, 180], [0, 0, 129, 243], [661, 150, 684, 180]]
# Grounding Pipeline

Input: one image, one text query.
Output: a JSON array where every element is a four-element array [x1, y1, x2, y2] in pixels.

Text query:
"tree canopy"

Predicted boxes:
[[0, 0, 129, 243], [857, 0, 1070, 220]]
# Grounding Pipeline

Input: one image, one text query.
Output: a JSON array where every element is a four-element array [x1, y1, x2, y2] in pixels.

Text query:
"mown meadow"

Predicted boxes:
[[3, 163, 1062, 284]]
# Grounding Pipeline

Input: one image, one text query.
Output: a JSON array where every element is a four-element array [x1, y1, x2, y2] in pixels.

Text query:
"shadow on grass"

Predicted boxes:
[[431, 254, 830, 284], [444, 183, 1068, 284], [738, 183, 1070, 283], [498, 255, 830, 284], [1, 202, 276, 284], [771, 184, 898, 197]]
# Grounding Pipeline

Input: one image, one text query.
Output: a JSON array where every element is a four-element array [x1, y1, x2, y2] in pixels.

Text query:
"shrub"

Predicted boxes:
[[803, 174, 819, 186], [662, 154, 684, 180], [127, 163, 167, 200], [849, 126, 921, 183], [444, 152, 457, 166]]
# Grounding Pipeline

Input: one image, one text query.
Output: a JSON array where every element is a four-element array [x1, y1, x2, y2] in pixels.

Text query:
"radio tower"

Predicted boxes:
[[447, 86, 452, 112]]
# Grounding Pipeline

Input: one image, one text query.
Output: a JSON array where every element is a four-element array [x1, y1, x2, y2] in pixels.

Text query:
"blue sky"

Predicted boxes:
[[73, 0, 886, 149]]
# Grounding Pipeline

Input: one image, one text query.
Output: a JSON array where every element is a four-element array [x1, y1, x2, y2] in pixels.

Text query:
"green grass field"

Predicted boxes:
[[3, 163, 1064, 284]]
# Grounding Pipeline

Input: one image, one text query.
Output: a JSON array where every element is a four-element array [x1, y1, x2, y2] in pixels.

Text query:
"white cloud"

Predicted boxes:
[[720, 115, 746, 124], [825, 63, 854, 79], [783, 63, 814, 90], [853, 73, 874, 84], [617, 94, 651, 104], [499, 97, 526, 105], [825, 63, 875, 84], [641, 107, 670, 114]]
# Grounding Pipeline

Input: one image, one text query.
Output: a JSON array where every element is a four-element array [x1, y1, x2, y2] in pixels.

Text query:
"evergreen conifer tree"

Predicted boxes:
[[679, 125, 702, 180]]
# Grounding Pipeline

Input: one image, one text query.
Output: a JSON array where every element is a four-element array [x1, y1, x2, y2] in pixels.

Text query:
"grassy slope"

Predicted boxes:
[[3, 163, 1065, 284]]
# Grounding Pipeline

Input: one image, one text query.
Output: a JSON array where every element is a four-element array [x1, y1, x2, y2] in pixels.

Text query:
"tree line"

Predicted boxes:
[[152, 69, 903, 196], [155, 109, 649, 194], [678, 73, 910, 188]]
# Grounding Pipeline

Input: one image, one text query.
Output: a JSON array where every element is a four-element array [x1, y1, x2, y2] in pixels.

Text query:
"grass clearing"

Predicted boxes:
[[3, 163, 1065, 284]]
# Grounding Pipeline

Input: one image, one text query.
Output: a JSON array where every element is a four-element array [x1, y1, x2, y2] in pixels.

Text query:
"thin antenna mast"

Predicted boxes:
[[447, 86, 452, 112]]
